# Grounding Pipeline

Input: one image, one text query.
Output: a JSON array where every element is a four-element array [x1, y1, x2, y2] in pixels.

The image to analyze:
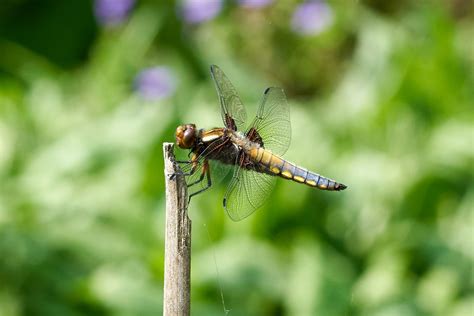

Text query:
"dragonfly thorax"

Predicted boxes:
[[229, 129, 261, 151]]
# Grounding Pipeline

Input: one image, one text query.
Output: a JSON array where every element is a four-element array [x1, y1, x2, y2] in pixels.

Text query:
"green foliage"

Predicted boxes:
[[0, 1, 472, 315]]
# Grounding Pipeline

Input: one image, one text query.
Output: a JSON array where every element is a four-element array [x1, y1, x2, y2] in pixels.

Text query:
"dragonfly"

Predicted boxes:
[[174, 65, 347, 221]]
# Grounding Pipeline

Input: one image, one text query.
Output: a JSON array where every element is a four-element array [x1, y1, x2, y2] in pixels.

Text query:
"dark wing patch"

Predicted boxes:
[[246, 127, 264, 147]]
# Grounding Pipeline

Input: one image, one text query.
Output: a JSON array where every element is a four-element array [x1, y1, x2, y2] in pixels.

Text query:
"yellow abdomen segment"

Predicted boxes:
[[248, 147, 346, 191]]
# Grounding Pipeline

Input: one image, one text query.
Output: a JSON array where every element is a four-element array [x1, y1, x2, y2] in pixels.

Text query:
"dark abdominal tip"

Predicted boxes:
[[337, 183, 347, 190]]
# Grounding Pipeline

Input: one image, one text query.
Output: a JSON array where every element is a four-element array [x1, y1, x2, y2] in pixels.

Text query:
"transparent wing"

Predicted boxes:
[[223, 165, 276, 222], [210, 65, 247, 131], [246, 87, 291, 156]]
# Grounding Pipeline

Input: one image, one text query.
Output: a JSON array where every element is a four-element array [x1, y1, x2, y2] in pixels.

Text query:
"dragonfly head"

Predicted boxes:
[[175, 124, 197, 149]]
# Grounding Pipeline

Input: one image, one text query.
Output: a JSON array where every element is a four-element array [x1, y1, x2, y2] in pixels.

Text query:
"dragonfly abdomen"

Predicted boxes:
[[248, 147, 346, 191]]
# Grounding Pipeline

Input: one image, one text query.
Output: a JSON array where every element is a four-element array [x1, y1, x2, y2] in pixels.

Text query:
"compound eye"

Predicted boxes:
[[183, 129, 194, 147], [175, 124, 196, 149]]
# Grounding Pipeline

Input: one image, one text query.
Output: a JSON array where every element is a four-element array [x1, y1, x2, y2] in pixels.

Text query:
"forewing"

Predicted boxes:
[[223, 166, 276, 221], [247, 87, 291, 156], [210, 65, 247, 131]]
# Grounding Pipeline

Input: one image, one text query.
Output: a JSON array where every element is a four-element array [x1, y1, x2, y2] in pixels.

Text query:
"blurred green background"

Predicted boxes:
[[0, 0, 473, 315]]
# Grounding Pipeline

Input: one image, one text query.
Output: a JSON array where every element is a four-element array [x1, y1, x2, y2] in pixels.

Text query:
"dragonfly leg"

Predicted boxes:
[[170, 155, 198, 180], [170, 169, 194, 180], [170, 165, 194, 179], [187, 166, 207, 187], [188, 161, 212, 203]]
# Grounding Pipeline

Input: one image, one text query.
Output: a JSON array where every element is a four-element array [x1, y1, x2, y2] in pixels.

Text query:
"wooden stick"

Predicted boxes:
[[163, 142, 191, 316]]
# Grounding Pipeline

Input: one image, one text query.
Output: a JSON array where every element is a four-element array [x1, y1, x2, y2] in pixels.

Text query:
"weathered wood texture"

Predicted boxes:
[[163, 143, 191, 316]]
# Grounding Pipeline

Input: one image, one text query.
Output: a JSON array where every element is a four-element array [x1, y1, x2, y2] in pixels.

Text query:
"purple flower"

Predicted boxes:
[[291, 1, 333, 36], [238, 0, 273, 8], [94, 0, 135, 26], [134, 67, 177, 101], [180, 0, 223, 24]]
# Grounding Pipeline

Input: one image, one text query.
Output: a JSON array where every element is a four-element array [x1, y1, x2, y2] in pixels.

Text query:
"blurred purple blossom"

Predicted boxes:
[[134, 67, 177, 101], [94, 0, 135, 26], [291, 1, 333, 36], [238, 0, 273, 9], [180, 0, 223, 24]]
